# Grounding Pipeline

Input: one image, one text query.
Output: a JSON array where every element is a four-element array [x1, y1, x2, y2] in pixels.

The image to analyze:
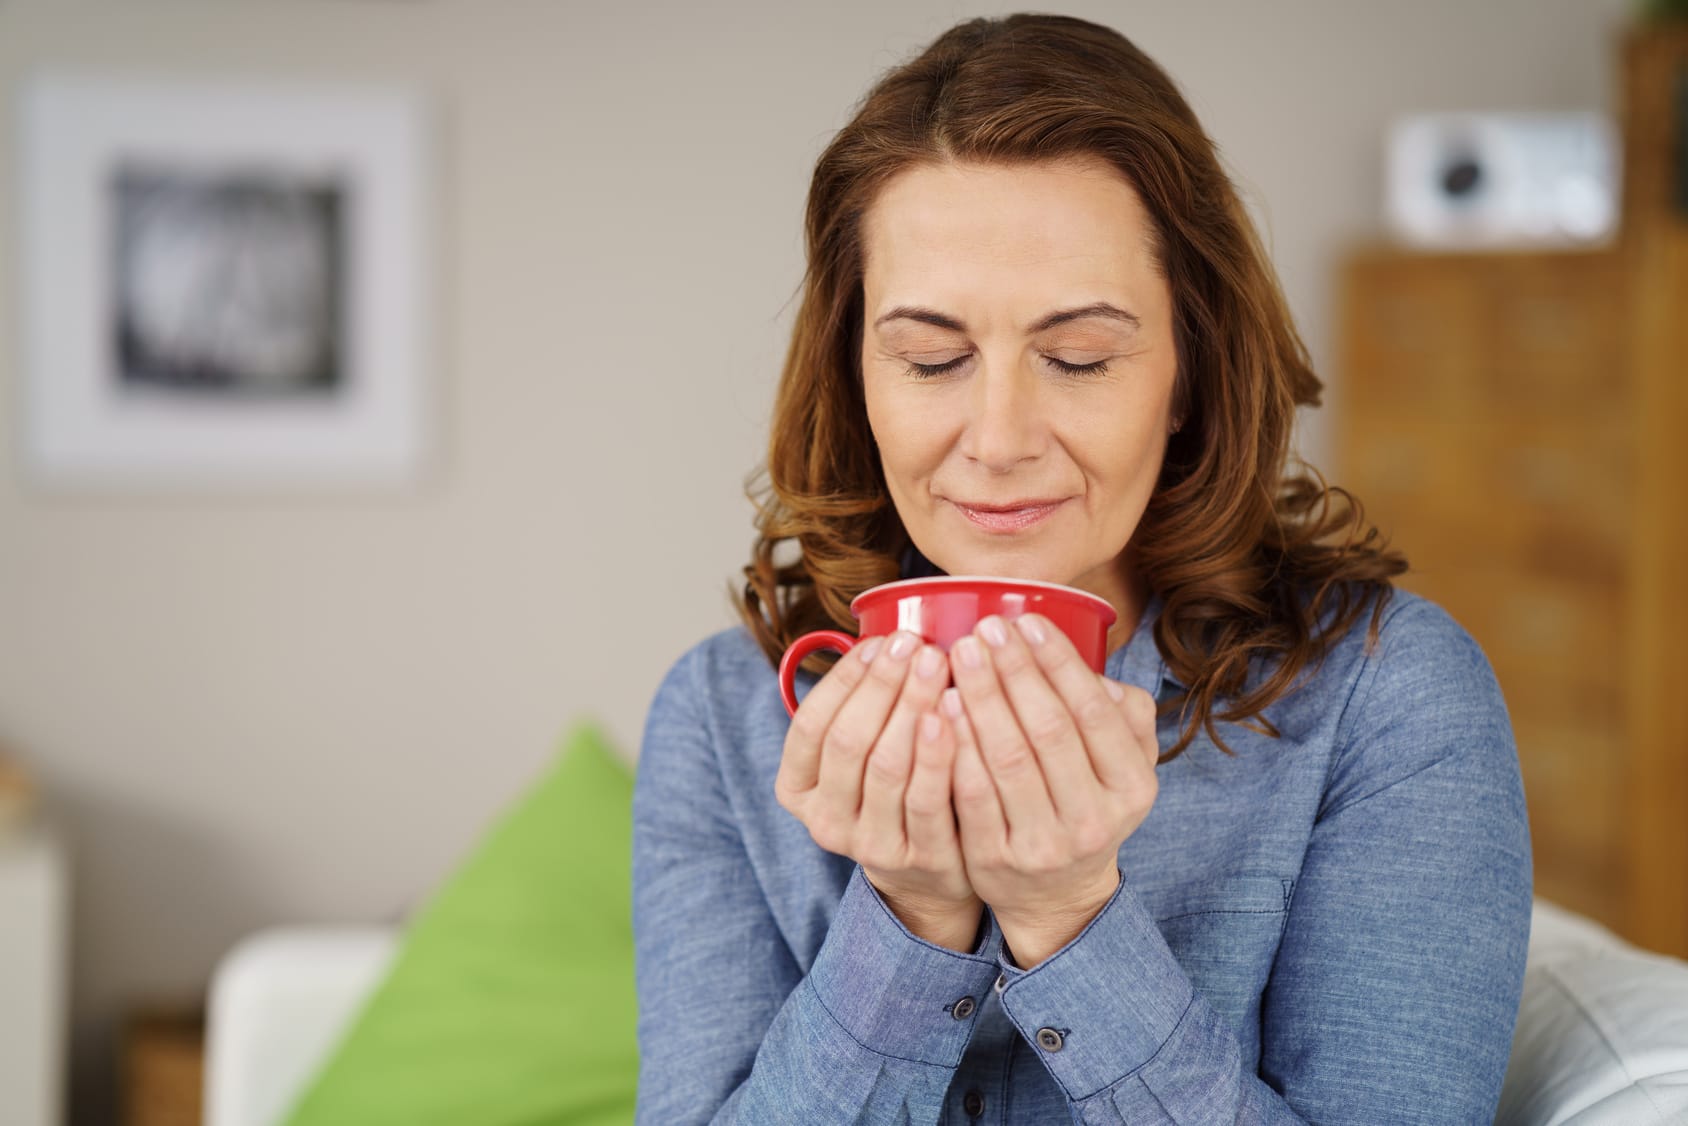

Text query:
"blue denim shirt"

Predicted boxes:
[[632, 591, 1532, 1123]]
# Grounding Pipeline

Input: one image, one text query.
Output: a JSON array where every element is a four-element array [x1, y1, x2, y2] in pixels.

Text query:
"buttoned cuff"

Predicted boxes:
[[807, 866, 1003, 1068], [995, 874, 1194, 1100]]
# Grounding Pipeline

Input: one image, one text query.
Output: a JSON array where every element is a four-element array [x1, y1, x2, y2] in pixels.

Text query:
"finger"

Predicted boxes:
[[1091, 673, 1161, 770], [1111, 679, 1162, 770], [945, 687, 1005, 855], [872, 643, 951, 777], [903, 708, 960, 861], [980, 614, 1102, 820], [858, 644, 949, 854], [814, 631, 920, 828], [777, 633, 885, 798], [1012, 613, 1143, 792], [949, 630, 1056, 835]]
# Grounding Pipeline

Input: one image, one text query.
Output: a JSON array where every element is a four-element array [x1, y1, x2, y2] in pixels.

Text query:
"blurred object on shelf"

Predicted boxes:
[[1385, 112, 1619, 250], [0, 750, 38, 840]]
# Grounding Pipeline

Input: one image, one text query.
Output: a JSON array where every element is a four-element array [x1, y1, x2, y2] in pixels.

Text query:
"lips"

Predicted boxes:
[[952, 498, 1067, 533]]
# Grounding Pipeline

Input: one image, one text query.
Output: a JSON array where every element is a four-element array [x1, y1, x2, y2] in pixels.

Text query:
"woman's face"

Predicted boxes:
[[860, 156, 1180, 620]]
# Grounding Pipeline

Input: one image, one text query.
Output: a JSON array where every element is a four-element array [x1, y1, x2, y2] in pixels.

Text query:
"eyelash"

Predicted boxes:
[[903, 356, 1112, 379]]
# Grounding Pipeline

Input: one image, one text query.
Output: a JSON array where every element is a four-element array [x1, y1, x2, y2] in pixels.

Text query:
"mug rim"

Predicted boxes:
[[849, 575, 1117, 622]]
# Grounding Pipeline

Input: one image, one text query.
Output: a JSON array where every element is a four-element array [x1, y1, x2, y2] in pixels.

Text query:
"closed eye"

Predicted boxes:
[[902, 356, 1113, 379], [904, 357, 969, 379]]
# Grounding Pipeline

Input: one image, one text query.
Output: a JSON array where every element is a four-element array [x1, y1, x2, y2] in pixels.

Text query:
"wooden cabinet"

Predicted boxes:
[[124, 1008, 205, 1126], [1336, 27, 1688, 956]]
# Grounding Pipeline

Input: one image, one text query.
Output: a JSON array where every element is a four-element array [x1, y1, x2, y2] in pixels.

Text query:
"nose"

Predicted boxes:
[[960, 360, 1045, 473]]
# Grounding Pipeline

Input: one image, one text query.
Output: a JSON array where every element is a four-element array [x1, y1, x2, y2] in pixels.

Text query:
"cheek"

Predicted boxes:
[[867, 399, 946, 479], [1071, 399, 1171, 489]]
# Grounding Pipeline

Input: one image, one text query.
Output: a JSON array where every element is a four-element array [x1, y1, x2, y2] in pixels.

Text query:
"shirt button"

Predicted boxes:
[[962, 1089, 986, 1117], [993, 973, 1007, 994], [1035, 1026, 1065, 1052], [950, 996, 976, 1020]]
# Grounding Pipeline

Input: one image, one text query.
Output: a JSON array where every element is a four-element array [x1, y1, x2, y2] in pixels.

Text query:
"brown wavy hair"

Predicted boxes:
[[735, 13, 1406, 759]]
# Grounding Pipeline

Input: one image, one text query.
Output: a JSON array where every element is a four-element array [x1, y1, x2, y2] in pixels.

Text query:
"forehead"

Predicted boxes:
[[861, 157, 1160, 313]]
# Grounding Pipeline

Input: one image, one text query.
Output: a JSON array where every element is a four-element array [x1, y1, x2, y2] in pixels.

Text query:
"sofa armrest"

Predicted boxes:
[[204, 926, 398, 1126], [1497, 900, 1688, 1125]]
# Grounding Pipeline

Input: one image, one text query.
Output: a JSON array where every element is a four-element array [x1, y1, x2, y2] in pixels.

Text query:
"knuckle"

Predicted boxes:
[[864, 745, 908, 785], [954, 771, 995, 805], [807, 819, 840, 855], [1072, 690, 1115, 729], [789, 708, 827, 747], [1126, 689, 1158, 729], [990, 635, 1029, 672], [866, 653, 906, 689], [1113, 775, 1157, 817], [1023, 708, 1070, 747], [823, 724, 867, 762], [834, 649, 869, 682], [988, 742, 1036, 778], [1021, 840, 1063, 874], [854, 839, 893, 869], [904, 784, 948, 818], [901, 659, 945, 704], [956, 656, 998, 694], [1073, 821, 1113, 857], [817, 662, 856, 697]]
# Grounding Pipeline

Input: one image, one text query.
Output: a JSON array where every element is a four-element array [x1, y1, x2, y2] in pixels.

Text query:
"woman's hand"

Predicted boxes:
[[775, 630, 982, 951], [946, 613, 1161, 968]]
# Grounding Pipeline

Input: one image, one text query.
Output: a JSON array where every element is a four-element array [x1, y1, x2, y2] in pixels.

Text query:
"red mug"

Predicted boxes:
[[778, 576, 1118, 716]]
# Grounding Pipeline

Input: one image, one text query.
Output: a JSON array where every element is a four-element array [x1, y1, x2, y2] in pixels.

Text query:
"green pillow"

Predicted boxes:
[[284, 722, 638, 1126]]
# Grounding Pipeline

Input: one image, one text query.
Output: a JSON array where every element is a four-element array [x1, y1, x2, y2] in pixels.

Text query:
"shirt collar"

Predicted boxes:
[[1111, 590, 1181, 697]]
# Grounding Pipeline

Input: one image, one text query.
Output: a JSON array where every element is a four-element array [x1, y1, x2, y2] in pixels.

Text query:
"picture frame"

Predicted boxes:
[[16, 72, 434, 491]]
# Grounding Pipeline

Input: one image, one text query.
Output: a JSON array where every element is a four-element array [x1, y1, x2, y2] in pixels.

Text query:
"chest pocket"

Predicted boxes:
[[1150, 874, 1294, 1050]]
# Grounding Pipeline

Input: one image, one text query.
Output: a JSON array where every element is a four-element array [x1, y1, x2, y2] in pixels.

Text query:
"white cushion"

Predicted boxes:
[[1496, 900, 1688, 1125], [204, 926, 397, 1126]]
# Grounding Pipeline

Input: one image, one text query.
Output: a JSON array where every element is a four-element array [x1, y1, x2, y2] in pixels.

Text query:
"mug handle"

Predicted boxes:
[[778, 629, 858, 716]]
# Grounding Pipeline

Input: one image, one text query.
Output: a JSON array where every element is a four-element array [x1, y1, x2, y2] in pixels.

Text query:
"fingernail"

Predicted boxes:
[[954, 636, 984, 669], [916, 645, 943, 679], [888, 632, 916, 660], [1102, 678, 1125, 701], [920, 712, 942, 742], [1017, 615, 1048, 645], [857, 636, 884, 664], [941, 688, 964, 718], [978, 616, 1008, 648]]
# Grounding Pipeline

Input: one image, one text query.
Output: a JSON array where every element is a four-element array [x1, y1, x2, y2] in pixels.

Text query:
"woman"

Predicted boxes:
[[633, 13, 1531, 1124]]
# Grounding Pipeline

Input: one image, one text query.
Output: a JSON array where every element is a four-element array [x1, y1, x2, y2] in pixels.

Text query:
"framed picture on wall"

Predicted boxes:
[[16, 72, 434, 491]]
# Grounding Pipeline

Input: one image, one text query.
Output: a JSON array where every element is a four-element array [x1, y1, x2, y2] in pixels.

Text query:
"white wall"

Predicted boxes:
[[0, 0, 1633, 1119]]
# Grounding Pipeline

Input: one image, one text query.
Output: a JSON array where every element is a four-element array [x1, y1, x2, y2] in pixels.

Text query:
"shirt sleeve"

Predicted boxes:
[[632, 644, 1004, 1125], [987, 598, 1532, 1124]]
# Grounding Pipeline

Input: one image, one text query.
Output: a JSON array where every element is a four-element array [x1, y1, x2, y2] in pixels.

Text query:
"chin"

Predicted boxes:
[[931, 547, 1074, 585]]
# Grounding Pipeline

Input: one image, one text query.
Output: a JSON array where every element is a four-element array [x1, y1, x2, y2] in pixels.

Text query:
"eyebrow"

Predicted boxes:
[[871, 301, 1140, 335]]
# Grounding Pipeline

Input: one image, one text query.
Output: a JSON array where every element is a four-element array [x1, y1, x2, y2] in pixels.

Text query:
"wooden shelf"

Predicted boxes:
[[1335, 25, 1688, 956]]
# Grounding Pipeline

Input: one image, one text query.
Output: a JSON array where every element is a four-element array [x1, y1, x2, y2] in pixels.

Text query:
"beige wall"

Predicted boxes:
[[0, 0, 1632, 1119]]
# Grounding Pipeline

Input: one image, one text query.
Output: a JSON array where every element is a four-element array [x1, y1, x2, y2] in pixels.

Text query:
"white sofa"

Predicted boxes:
[[204, 900, 1688, 1126], [205, 926, 397, 1126]]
